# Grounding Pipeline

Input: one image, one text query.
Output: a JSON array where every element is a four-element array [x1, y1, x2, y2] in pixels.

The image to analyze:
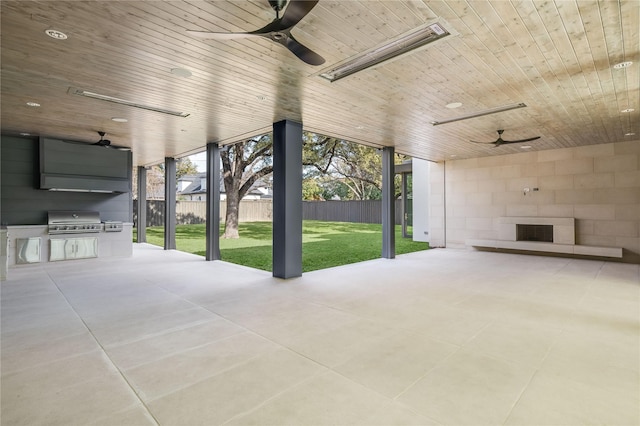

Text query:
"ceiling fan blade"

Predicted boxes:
[[186, 30, 262, 40], [469, 140, 493, 144], [280, 0, 319, 28], [498, 136, 541, 145], [281, 33, 325, 65]]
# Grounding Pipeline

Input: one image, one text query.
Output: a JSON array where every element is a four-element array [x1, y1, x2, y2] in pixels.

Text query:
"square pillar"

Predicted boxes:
[[206, 143, 221, 260], [136, 166, 147, 243], [381, 146, 395, 259], [164, 157, 176, 250], [272, 120, 303, 279]]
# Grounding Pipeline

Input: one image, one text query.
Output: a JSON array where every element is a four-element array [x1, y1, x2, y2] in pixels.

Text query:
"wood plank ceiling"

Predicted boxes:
[[1, 0, 638, 166]]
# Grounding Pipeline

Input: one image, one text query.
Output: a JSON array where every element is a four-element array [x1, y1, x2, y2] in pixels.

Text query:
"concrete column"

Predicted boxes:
[[164, 157, 176, 250], [401, 171, 409, 238], [136, 166, 147, 243], [272, 120, 303, 279], [381, 146, 395, 259], [412, 158, 431, 243], [205, 143, 221, 260]]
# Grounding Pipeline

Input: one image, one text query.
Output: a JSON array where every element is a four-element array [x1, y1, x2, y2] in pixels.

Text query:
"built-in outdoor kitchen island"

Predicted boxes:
[[5, 211, 132, 266], [1, 135, 134, 280]]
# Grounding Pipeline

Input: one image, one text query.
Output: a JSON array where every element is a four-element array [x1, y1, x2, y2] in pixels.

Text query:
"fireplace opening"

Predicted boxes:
[[517, 224, 553, 242]]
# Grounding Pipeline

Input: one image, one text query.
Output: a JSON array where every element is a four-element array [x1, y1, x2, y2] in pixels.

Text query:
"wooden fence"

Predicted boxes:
[[134, 199, 402, 227]]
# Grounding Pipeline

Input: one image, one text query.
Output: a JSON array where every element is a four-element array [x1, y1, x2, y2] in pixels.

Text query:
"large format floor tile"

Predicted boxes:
[[1, 244, 638, 425]]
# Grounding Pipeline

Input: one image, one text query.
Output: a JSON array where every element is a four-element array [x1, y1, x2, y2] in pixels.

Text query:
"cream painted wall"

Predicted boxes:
[[429, 140, 639, 263]]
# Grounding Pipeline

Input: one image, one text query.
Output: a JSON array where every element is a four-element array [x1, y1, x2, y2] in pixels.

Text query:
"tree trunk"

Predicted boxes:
[[223, 190, 240, 239]]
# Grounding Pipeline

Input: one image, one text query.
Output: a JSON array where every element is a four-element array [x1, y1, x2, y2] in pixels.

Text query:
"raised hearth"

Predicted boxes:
[[466, 217, 622, 258]]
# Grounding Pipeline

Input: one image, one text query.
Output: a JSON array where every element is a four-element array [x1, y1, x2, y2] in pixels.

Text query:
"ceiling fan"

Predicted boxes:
[[93, 131, 129, 150], [187, 0, 325, 66], [470, 129, 541, 147]]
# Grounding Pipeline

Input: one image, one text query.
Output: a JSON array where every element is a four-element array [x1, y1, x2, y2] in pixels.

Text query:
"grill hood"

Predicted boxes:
[[39, 137, 131, 193]]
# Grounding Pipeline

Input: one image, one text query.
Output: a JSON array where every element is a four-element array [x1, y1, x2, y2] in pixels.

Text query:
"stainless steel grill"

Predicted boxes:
[[48, 211, 101, 234]]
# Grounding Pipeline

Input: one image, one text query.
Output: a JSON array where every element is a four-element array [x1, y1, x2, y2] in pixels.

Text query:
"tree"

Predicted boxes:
[[131, 165, 165, 200], [176, 157, 198, 179], [303, 136, 409, 200], [219, 131, 410, 239], [220, 135, 273, 238], [302, 178, 324, 200], [133, 157, 199, 200]]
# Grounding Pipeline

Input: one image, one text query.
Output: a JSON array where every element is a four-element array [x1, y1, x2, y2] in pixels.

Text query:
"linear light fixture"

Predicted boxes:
[[430, 103, 528, 126], [68, 87, 190, 117], [319, 20, 455, 82]]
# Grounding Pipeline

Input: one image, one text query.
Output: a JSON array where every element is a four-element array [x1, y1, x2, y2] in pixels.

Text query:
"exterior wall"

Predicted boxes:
[[1, 135, 132, 225], [433, 141, 639, 263]]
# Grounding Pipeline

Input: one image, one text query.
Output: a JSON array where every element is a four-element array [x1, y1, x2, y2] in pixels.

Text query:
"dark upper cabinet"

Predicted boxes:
[[39, 137, 131, 193]]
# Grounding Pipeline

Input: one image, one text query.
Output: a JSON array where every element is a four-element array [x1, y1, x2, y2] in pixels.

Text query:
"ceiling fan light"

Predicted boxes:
[[319, 20, 455, 82]]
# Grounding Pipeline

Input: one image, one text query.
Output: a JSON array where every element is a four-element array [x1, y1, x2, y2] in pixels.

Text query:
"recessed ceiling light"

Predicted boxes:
[[45, 29, 68, 40], [256, 95, 267, 101], [520, 145, 532, 149], [445, 102, 462, 109], [111, 117, 128, 123], [613, 61, 633, 69], [355, 125, 365, 130], [171, 67, 192, 78], [450, 154, 457, 158], [26, 102, 40, 107], [621, 108, 635, 113], [19, 132, 31, 136]]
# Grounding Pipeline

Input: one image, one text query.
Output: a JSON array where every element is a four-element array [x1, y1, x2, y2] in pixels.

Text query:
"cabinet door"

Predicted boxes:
[[50, 237, 98, 261], [16, 238, 41, 264], [74, 238, 98, 259], [50, 239, 67, 261]]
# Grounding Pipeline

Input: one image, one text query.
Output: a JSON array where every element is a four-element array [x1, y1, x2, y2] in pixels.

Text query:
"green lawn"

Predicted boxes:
[[134, 220, 429, 272]]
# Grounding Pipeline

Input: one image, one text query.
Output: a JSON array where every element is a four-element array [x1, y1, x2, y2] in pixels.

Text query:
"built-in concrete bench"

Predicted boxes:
[[466, 239, 623, 258]]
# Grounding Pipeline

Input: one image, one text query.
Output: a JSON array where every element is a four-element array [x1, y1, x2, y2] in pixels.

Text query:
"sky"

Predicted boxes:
[[189, 152, 207, 172]]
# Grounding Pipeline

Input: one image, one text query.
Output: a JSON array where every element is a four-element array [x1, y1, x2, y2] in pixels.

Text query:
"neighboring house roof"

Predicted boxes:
[[177, 173, 272, 198]]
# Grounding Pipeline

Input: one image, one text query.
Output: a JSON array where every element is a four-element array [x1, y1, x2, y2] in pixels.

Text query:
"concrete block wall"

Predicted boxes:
[[428, 140, 639, 263]]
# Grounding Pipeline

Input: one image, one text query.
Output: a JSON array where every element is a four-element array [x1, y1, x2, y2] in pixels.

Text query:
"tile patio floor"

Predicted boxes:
[[1, 244, 638, 425]]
